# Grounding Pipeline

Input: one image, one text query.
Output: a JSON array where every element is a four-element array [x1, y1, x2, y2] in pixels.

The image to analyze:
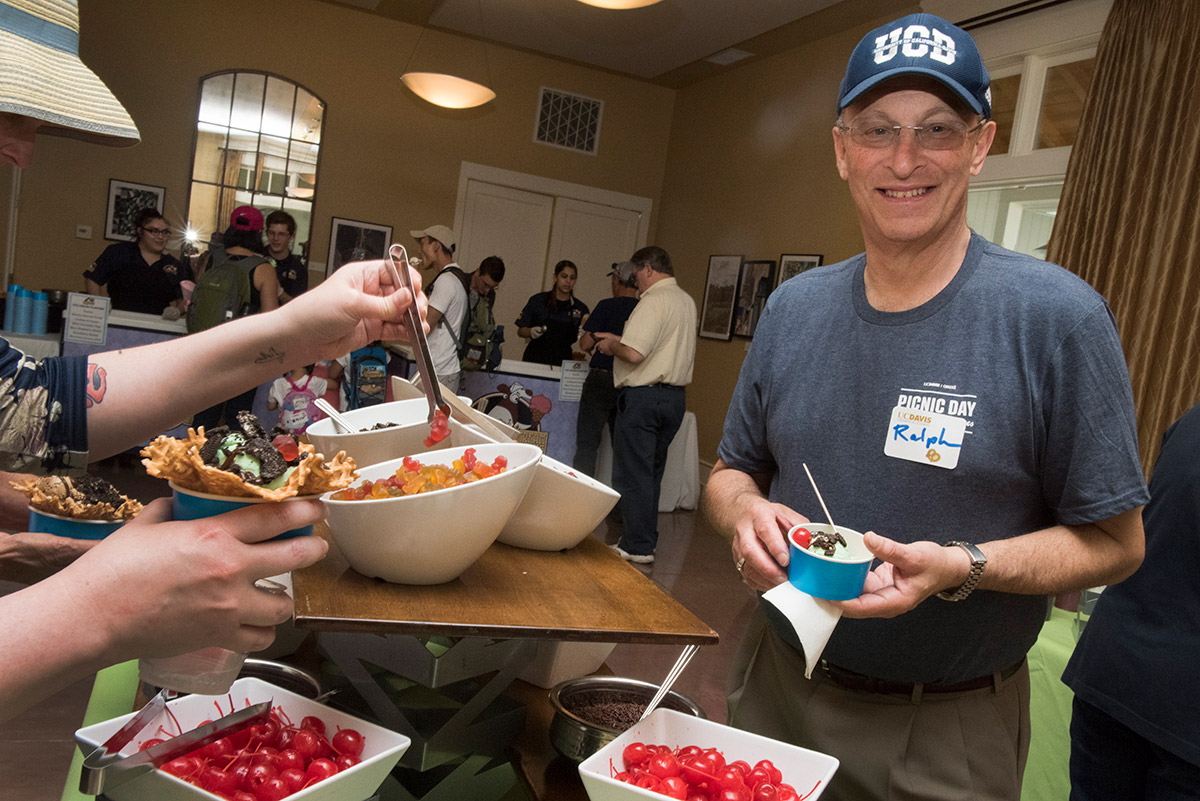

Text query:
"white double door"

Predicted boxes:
[[453, 163, 651, 347]]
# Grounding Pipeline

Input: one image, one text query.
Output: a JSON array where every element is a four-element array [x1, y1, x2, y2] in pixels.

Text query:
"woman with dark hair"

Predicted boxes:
[[515, 259, 589, 365], [83, 207, 189, 315]]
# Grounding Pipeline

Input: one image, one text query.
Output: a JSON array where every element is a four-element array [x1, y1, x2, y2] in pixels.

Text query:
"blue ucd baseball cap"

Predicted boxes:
[[838, 13, 991, 118]]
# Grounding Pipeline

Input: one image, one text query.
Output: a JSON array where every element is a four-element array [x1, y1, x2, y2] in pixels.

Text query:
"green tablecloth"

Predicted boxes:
[[1021, 607, 1080, 801], [60, 661, 138, 801]]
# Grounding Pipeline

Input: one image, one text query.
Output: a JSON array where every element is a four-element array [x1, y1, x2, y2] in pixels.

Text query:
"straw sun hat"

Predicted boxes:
[[0, 0, 139, 145]]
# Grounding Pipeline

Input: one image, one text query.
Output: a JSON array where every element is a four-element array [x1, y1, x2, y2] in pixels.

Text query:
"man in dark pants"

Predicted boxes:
[[703, 13, 1147, 800], [594, 246, 696, 564], [1064, 399, 1200, 800], [573, 260, 639, 479]]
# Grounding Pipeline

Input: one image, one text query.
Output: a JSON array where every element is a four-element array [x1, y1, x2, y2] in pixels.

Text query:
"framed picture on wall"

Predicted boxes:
[[326, 217, 393, 276], [699, 254, 743, 341], [104, 179, 165, 242], [733, 260, 776, 339], [776, 253, 824, 288]]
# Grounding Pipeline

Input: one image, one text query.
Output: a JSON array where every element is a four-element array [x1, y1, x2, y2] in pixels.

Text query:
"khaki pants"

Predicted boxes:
[[727, 608, 1031, 801]]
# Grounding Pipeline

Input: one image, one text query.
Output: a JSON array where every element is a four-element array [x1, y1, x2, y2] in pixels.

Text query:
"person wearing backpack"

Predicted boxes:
[[267, 364, 328, 434], [412, 224, 466, 392], [459, 256, 505, 373], [191, 206, 280, 432], [328, 342, 390, 410]]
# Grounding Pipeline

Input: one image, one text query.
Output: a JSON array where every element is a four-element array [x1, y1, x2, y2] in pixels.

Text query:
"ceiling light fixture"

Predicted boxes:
[[400, 72, 495, 109], [576, 0, 664, 8], [400, 0, 495, 109]]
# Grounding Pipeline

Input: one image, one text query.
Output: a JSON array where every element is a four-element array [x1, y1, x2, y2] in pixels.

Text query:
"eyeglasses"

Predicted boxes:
[[141, 227, 171, 236], [836, 119, 986, 151]]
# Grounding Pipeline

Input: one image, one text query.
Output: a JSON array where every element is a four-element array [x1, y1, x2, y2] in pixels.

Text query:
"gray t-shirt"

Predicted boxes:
[[718, 232, 1149, 683]]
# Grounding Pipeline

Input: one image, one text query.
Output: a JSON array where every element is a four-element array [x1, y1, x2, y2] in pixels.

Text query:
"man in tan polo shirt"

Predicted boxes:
[[594, 245, 697, 563]]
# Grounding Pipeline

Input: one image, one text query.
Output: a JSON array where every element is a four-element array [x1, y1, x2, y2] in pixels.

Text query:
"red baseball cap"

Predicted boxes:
[[230, 205, 263, 231]]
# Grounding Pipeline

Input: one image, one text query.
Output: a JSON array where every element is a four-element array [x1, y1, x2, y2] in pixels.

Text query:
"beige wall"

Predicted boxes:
[[656, 12, 910, 463], [0, 0, 674, 296], [1, 0, 914, 467]]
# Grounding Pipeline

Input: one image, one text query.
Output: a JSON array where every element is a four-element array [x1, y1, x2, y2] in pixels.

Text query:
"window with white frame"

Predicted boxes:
[[965, 0, 1110, 258]]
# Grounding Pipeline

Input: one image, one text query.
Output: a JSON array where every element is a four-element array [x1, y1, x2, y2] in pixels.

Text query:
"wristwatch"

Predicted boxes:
[[936, 541, 987, 601]]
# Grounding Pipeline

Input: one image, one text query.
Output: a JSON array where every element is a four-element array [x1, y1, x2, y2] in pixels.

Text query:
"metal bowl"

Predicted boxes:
[[142, 658, 324, 700], [238, 658, 324, 699], [548, 675, 706, 762]]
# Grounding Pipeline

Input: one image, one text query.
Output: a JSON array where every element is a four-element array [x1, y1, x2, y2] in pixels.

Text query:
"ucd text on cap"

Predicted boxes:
[[838, 13, 991, 118]]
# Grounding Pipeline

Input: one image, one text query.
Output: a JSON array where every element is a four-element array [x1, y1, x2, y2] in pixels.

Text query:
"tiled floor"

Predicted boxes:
[[0, 461, 750, 800]]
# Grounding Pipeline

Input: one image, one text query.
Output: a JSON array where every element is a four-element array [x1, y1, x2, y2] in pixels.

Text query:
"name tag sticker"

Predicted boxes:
[[883, 406, 966, 469]]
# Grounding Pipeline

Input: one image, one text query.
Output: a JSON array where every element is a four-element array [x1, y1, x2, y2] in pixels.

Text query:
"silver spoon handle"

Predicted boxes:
[[315, 397, 354, 433], [387, 244, 450, 424], [639, 644, 699, 722]]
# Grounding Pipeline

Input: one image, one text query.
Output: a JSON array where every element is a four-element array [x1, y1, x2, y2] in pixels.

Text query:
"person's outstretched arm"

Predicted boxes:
[[0, 498, 328, 721], [85, 259, 425, 458]]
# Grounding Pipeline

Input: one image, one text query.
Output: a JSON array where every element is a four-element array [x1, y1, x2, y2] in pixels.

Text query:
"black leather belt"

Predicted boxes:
[[817, 659, 1023, 695]]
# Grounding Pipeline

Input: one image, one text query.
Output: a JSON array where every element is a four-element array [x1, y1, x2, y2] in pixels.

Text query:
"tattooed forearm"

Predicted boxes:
[[85, 363, 107, 407], [254, 347, 286, 365]]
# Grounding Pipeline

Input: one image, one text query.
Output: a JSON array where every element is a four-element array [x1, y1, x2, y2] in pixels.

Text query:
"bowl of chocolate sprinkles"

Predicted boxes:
[[548, 676, 706, 762]]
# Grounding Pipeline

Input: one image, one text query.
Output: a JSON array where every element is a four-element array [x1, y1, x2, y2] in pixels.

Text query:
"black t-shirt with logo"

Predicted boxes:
[[274, 252, 308, 298], [83, 241, 189, 314]]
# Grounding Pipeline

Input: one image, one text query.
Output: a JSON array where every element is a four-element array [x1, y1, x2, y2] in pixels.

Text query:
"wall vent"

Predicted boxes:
[[534, 87, 603, 155]]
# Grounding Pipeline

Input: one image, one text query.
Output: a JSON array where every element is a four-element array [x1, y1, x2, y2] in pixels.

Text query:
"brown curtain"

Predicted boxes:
[[218, 149, 245, 230], [1047, 0, 1200, 475]]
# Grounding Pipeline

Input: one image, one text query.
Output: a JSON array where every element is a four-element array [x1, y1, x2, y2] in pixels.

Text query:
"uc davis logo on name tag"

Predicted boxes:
[[883, 406, 967, 469]]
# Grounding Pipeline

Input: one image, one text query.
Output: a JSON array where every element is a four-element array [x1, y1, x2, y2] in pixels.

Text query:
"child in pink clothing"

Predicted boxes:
[[266, 365, 329, 434]]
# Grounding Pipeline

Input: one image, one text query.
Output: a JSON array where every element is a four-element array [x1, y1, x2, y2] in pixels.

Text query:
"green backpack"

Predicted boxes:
[[460, 294, 496, 372], [187, 253, 253, 333]]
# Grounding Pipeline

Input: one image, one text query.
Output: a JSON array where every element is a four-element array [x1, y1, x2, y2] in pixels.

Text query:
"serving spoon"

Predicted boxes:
[[638, 644, 700, 722], [386, 243, 452, 426], [314, 397, 354, 434]]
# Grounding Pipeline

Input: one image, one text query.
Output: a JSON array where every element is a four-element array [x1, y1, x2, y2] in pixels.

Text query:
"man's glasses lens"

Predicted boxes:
[[840, 120, 984, 150], [142, 227, 171, 236]]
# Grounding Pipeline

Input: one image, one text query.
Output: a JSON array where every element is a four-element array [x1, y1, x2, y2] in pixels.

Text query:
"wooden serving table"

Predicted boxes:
[[293, 528, 716, 800]]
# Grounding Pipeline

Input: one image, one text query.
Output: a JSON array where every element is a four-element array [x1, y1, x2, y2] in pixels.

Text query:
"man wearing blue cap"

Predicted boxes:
[[704, 13, 1148, 800]]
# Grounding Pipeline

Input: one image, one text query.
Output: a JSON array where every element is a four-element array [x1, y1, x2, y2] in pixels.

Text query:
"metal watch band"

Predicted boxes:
[[936, 541, 987, 602]]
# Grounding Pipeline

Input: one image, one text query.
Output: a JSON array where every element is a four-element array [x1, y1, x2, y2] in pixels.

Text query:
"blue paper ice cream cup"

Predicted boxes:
[[787, 523, 873, 601], [27, 506, 125, 540], [171, 482, 313, 540]]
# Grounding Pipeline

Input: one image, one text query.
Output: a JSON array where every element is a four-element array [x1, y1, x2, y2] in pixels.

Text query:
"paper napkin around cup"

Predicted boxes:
[[762, 581, 842, 678]]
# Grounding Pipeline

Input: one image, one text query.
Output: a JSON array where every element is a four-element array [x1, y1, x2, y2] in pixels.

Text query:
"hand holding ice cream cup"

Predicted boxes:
[[136, 411, 356, 693], [786, 523, 874, 601]]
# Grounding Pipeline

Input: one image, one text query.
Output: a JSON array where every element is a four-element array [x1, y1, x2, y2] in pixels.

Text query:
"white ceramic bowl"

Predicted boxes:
[[305, 398, 493, 469], [578, 708, 840, 801], [321, 442, 542, 584], [499, 455, 619, 551], [74, 677, 410, 801]]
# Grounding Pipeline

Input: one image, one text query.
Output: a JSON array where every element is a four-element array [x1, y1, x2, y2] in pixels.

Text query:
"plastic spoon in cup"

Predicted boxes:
[[639, 644, 699, 722], [315, 398, 353, 434], [803, 462, 838, 533]]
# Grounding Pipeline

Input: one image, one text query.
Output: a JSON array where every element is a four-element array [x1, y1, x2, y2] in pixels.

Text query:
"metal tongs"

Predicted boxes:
[[80, 689, 271, 795], [387, 243, 452, 425]]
